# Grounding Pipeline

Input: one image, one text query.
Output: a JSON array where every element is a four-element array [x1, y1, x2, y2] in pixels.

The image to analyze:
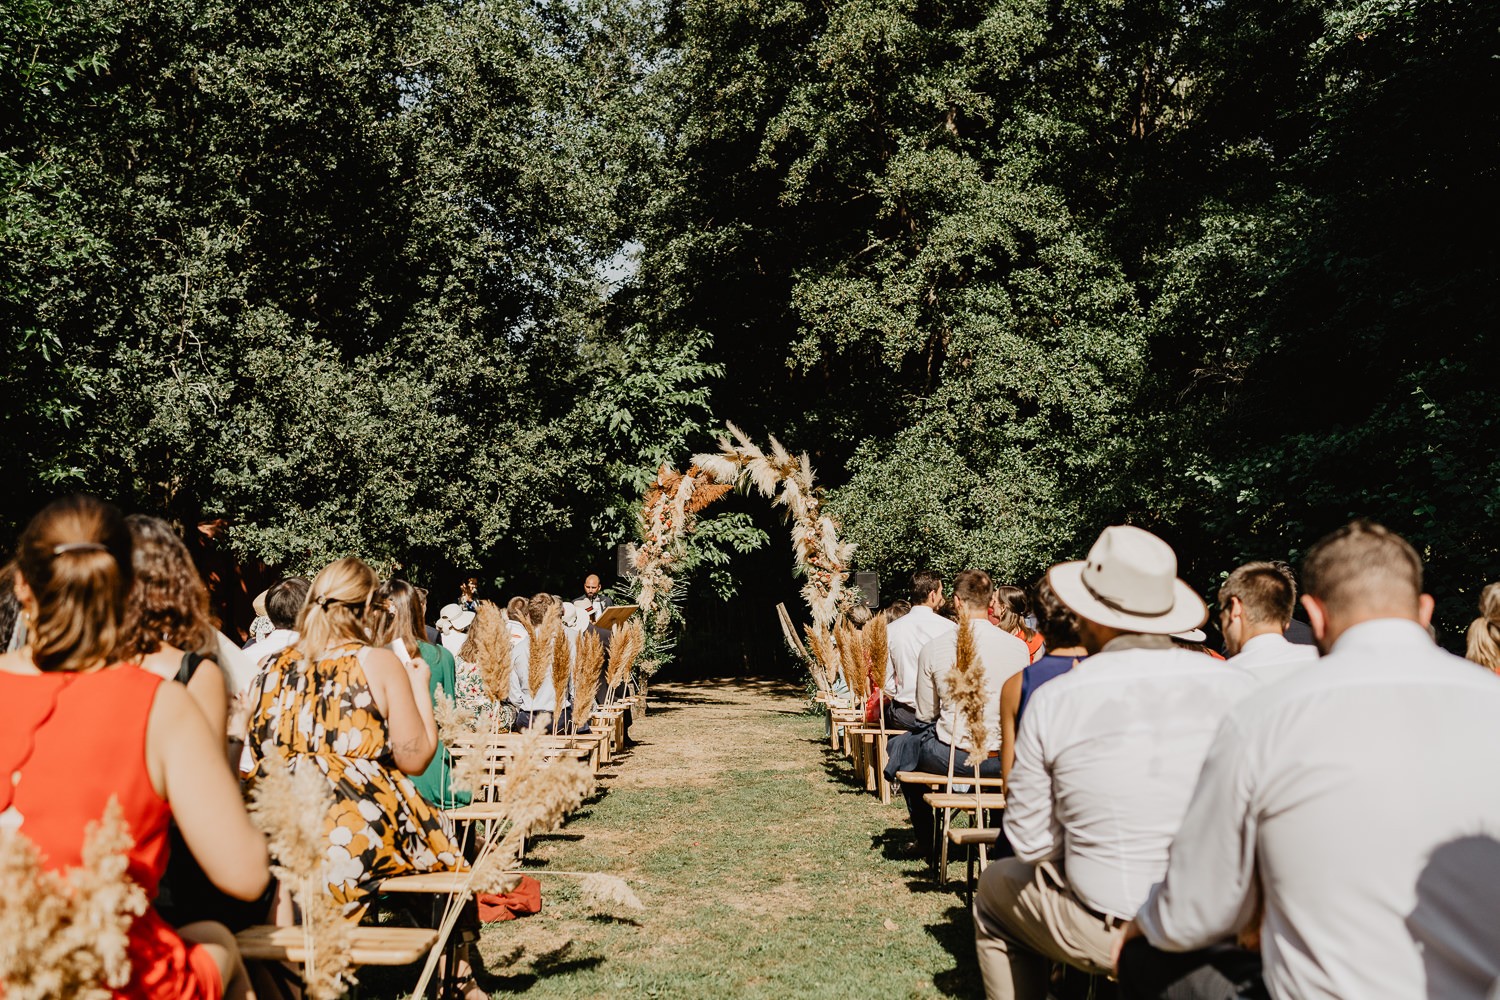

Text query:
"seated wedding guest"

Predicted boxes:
[[1218, 560, 1318, 683], [242, 575, 309, 668], [991, 585, 1044, 662], [888, 570, 1028, 858], [119, 514, 230, 746], [881, 571, 956, 731], [118, 515, 272, 932], [0, 495, 269, 999], [436, 602, 475, 659], [975, 526, 1256, 1000], [370, 579, 471, 811], [882, 598, 912, 623], [1119, 522, 1500, 1000], [242, 589, 273, 649], [506, 596, 556, 732], [416, 585, 440, 644], [1465, 581, 1499, 672], [245, 557, 460, 918], [998, 574, 1087, 784]]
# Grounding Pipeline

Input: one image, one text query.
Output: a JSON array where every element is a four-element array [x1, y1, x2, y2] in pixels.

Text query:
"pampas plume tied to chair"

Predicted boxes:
[[0, 798, 147, 1000]]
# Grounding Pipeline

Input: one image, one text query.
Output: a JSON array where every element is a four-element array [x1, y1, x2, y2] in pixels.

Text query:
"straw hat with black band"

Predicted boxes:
[[1048, 525, 1208, 636]]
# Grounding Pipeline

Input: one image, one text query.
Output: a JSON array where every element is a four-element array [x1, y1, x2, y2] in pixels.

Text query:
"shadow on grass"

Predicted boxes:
[[483, 940, 608, 992], [927, 902, 984, 998]]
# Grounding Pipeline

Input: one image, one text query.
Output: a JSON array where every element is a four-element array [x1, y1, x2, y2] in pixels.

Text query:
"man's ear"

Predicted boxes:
[[1301, 595, 1327, 641], [1226, 595, 1243, 623], [1417, 593, 1436, 628]]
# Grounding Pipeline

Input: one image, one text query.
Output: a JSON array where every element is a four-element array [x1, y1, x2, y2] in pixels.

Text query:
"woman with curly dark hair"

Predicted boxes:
[[118, 515, 229, 746]]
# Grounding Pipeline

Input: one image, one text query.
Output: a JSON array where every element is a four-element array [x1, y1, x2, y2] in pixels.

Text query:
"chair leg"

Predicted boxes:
[[937, 808, 952, 886], [875, 734, 891, 805]]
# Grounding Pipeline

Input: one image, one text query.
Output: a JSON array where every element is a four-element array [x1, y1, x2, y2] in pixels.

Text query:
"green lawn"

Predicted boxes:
[[363, 678, 983, 999]]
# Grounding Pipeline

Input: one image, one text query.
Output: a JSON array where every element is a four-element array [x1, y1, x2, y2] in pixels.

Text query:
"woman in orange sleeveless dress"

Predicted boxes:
[[0, 496, 269, 999]]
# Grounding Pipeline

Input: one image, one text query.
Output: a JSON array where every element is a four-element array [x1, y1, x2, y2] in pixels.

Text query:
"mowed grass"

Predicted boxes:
[[364, 679, 983, 999]]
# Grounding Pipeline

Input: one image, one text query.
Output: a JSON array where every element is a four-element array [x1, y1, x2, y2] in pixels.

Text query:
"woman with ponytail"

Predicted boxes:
[[243, 557, 460, 918], [0, 495, 268, 998], [1466, 582, 1500, 673]]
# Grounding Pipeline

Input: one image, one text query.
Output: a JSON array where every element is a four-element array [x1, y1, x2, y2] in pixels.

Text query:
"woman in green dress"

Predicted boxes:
[[370, 580, 472, 811]]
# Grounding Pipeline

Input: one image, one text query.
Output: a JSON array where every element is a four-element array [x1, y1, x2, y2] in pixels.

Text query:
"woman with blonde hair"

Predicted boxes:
[[0, 495, 268, 999], [1466, 582, 1500, 672], [244, 557, 460, 918]]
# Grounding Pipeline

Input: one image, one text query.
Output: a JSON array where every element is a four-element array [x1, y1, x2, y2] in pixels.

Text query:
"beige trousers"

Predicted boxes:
[[972, 858, 1124, 1000]]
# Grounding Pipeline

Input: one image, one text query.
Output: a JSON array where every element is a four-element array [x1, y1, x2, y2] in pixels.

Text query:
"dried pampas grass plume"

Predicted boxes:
[[862, 613, 888, 696], [527, 605, 559, 699], [461, 601, 512, 703], [550, 613, 572, 711], [432, 690, 476, 747], [468, 725, 595, 895], [410, 723, 595, 999], [944, 615, 988, 761], [578, 873, 645, 913], [0, 797, 148, 1000], [247, 756, 356, 999], [572, 628, 605, 728], [804, 623, 838, 694], [837, 621, 869, 704], [248, 756, 330, 879]]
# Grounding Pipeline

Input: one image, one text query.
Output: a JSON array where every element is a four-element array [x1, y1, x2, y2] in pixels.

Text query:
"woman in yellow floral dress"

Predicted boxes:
[[245, 557, 461, 917]]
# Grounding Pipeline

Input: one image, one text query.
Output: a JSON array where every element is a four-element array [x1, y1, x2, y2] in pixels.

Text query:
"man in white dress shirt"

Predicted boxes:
[[882, 570, 955, 731], [1218, 561, 1317, 684], [1118, 521, 1500, 1000], [973, 526, 1256, 1000], [894, 570, 1029, 861]]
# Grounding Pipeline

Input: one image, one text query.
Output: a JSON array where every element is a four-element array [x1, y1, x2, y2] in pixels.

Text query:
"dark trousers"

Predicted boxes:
[[883, 699, 921, 732], [1118, 938, 1267, 1000], [899, 730, 1001, 855], [513, 707, 570, 734]]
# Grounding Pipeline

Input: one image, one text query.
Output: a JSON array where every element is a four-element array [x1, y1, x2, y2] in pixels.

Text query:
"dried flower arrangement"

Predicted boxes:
[[694, 423, 858, 629], [802, 622, 839, 695], [527, 605, 560, 700], [460, 600, 512, 704], [409, 724, 597, 998], [837, 620, 870, 706], [943, 615, 989, 814], [0, 798, 148, 1000], [246, 759, 355, 1000], [549, 613, 572, 717], [570, 628, 606, 735]]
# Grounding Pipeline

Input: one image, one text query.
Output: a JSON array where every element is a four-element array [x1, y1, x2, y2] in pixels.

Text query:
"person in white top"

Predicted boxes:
[[889, 570, 1028, 859], [1117, 521, 1500, 1000], [974, 525, 1257, 1000], [242, 576, 309, 671], [1218, 561, 1318, 684], [436, 602, 475, 659], [506, 596, 558, 729], [882, 570, 956, 731]]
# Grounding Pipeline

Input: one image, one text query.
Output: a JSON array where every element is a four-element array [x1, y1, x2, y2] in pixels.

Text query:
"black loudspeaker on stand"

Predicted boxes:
[[855, 571, 879, 608]]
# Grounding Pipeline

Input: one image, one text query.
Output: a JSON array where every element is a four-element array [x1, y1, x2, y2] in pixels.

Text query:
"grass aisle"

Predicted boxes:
[[467, 678, 984, 999]]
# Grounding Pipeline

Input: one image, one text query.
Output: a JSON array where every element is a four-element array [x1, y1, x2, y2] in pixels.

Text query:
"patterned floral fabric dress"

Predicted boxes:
[[246, 643, 461, 917]]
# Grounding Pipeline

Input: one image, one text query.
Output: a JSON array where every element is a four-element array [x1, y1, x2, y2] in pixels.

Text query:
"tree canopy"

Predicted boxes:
[[3, 0, 1495, 640]]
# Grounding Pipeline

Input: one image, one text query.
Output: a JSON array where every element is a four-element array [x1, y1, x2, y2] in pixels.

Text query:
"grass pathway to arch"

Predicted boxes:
[[464, 677, 985, 999]]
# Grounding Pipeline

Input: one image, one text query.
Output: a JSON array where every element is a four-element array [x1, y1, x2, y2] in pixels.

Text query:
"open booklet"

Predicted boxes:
[[592, 604, 639, 631]]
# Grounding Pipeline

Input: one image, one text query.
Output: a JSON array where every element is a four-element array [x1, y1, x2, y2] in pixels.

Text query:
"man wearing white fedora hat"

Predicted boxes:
[[973, 525, 1257, 1000]]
